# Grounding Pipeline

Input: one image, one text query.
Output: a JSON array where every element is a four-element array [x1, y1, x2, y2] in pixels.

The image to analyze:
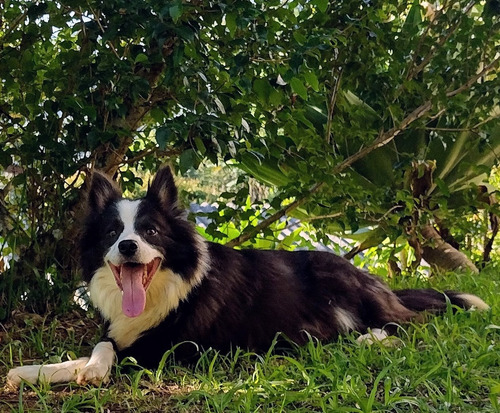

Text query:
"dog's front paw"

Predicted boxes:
[[357, 328, 388, 344], [357, 328, 401, 347], [76, 363, 111, 386], [7, 365, 41, 387]]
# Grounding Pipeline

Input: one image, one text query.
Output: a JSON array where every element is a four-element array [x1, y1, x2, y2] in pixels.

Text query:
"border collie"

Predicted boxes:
[[7, 166, 488, 386]]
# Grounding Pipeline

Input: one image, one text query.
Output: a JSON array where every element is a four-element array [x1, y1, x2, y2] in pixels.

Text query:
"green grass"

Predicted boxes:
[[1, 267, 499, 412]]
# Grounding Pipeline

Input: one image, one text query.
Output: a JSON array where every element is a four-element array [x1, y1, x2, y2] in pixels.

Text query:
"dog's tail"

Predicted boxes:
[[394, 289, 489, 313]]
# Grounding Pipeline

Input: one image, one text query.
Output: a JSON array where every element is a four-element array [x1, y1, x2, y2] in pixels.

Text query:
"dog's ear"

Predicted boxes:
[[147, 166, 178, 211], [87, 170, 122, 213]]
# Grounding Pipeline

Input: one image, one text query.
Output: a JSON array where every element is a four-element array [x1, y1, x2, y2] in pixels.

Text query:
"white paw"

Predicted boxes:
[[7, 365, 42, 387], [76, 363, 111, 386], [357, 328, 390, 345]]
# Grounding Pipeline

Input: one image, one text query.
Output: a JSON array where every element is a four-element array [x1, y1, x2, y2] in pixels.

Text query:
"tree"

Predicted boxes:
[[1, 0, 499, 313]]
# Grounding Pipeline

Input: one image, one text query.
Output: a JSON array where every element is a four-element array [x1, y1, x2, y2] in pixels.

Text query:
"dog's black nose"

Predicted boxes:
[[118, 240, 138, 257]]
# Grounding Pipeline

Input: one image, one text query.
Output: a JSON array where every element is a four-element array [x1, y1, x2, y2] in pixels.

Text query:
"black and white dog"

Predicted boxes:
[[7, 166, 488, 386]]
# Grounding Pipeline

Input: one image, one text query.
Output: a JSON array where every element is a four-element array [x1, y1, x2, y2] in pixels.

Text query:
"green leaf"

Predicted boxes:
[[269, 88, 283, 107], [304, 71, 319, 92], [169, 5, 182, 23], [82, 106, 97, 121], [134, 53, 149, 64], [403, 0, 422, 36], [194, 137, 206, 155], [313, 0, 329, 13], [179, 149, 196, 174], [435, 178, 451, 197], [87, 131, 100, 148], [214, 96, 226, 114], [292, 31, 307, 45], [156, 127, 171, 149], [343, 90, 379, 118], [150, 107, 165, 123], [226, 13, 237, 37], [290, 77, 308, 100], [238, 153, 290, 187], [253, 78, 272, 104]]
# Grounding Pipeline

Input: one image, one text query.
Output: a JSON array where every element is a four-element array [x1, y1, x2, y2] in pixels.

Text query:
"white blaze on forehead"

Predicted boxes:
[[117, 199, 141, 239]]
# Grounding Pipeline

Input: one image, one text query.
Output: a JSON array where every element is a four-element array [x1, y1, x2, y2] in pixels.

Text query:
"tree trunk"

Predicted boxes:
[[482, 211, 499, 265], [420, 224, 479, 274]]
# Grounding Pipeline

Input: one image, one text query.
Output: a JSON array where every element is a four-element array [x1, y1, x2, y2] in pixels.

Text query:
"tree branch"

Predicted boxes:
[[325, 67, 343, 144], [121, 146, 184, 166], [424, 127, 475, 132], [333, 100, 432, 172]]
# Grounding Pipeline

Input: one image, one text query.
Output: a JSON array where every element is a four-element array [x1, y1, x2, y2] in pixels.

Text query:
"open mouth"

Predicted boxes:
[[108, 258, 162, 318]]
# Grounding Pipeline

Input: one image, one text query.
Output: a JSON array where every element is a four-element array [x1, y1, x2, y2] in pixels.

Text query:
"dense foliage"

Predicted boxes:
[[0, 0, 499, 313]]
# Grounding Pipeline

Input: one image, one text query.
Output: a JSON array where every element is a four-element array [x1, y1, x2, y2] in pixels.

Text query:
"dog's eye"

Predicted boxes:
[[107, 230, 117, 238], [146, 228, 158, 236]]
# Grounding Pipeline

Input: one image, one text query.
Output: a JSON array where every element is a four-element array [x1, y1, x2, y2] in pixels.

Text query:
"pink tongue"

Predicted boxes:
[[121, 265, 146, 317]]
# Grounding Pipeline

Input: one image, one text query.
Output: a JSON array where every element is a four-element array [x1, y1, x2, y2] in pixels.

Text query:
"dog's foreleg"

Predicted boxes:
[[7, 357, 90, 387], [76, 341, 115, 385], [7, 341, 115, 387]]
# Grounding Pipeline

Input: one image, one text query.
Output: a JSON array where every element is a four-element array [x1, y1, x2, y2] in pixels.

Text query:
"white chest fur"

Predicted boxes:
[[89, 266, 199, 349]]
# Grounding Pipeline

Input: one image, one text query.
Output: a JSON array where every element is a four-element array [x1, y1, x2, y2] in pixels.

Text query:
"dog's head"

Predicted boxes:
[[80, 166, 204, 317]]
